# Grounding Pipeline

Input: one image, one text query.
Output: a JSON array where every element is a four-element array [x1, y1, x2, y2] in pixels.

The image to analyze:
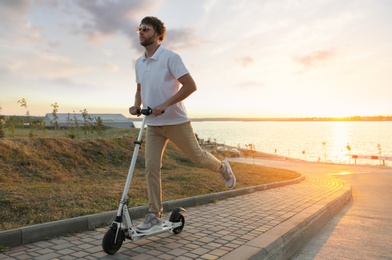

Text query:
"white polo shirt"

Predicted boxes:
[[135, 45, 190, 126]]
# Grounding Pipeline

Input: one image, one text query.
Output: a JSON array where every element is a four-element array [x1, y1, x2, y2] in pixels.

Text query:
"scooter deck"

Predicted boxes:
[[128, 221, 183, 240]]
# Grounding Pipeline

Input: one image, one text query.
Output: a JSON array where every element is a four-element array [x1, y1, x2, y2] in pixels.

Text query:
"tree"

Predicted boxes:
[[245, 143, 256, 164], [65, 113, 76, 139], [0, 105, 4, 138], [17, 98, 33, 138], [51, 102, 59, 130], [80, 109, 93, 135], [96, 116, 103, 135]]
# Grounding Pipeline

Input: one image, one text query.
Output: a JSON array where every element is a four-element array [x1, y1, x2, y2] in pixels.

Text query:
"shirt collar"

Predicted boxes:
[[142, 45, 164, 61]]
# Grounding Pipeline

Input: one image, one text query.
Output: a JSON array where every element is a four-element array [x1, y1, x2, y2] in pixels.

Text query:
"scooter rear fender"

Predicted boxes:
[[169, 207, 186, 222]]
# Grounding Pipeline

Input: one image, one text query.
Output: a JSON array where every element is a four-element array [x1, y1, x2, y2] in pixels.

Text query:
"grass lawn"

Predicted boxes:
[[0, 127, 300, 230]]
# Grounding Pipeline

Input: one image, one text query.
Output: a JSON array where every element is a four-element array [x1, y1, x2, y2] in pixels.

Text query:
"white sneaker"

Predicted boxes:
[[220, 160, 236, 189], [136, 213, 162, 232]]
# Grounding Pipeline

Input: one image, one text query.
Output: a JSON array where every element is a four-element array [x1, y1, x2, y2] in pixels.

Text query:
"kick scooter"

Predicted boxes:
[[102, 107, 186, 255]]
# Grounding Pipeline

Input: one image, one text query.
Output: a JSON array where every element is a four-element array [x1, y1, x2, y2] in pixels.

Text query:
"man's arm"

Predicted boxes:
[[129, 83, 142, 115], [153, 73, 197, 116]]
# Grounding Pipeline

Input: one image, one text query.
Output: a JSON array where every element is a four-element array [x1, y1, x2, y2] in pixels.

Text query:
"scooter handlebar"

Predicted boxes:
[[137, 107, 165, 116], [137, 107, 152, 116]]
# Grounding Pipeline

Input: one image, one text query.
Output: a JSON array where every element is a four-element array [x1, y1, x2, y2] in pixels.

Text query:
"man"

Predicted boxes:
[[129, 16, 236, 231]]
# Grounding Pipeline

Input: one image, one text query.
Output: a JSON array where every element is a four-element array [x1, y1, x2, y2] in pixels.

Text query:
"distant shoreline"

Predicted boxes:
[[191, 117, 392, 122], [131, 116, 392, 122], [3, 115, 392, 122]]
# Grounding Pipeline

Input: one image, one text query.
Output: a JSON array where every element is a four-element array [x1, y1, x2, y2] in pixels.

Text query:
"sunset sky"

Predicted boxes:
[[1, 0, 391, 118]]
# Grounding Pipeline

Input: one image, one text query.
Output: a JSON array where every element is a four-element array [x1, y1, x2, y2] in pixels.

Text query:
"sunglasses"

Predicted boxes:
[[136, 25, 152, 33]]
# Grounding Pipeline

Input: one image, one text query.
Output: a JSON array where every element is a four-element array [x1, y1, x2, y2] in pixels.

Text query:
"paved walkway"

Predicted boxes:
[[292, 165, 392, 259], [0, 171, 351, 260]]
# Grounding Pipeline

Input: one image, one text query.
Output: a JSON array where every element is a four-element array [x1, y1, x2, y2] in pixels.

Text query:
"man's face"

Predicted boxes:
[[137, 24, 157, 47]]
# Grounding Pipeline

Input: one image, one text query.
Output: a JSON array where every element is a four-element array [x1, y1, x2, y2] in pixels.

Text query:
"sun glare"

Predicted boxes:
[[329, 122, 351, 163], [333, 171, 352, 175]]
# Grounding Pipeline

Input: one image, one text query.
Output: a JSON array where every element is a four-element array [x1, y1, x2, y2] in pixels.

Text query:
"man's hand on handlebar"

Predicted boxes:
[[152, 109, 165, 116], [152, 105, 166, 116], [129, 106, 141, 116]]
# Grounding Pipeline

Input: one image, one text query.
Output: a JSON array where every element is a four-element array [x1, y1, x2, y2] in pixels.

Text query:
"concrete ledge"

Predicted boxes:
[[0, 229, 21, 248], [87, 211, 117, 230], [272, 186, 352, 260], [21, 217, 88, 245], [220, 180, 352, 260], [0, 175, 304, 248]]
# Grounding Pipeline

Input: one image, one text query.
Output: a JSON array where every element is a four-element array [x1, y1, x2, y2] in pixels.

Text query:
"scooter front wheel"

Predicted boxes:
[[102, 227, 125, 255]]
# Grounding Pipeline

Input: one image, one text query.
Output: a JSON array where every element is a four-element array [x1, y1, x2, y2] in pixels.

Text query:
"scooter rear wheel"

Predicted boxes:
[[102, 228, 125, 255], [172, 213, 185, 234]]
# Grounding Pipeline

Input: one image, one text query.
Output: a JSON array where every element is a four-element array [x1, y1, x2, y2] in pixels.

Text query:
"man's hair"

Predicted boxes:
[[141, 16, 166, 42]]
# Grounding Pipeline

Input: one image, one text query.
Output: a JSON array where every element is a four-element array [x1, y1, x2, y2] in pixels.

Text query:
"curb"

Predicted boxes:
[[0, 176, 305, 248]]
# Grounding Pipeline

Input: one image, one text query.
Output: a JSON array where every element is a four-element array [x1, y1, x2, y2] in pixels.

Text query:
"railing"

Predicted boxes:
[[351, 155, 392, 166]]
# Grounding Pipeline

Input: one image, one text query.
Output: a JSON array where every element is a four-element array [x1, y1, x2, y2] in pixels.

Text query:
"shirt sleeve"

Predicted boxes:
[[168, 53, 189, 80]]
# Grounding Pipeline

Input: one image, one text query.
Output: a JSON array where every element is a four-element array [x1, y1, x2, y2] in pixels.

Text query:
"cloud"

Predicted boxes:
[[5, 61, 25, 71], [0, 0, 30, 22], [0, 67, 7, 76], [38, 77, 98, 91], [103, 62, 120, 72], [72, 0, 161, 43], [3, 52, 92, 79], [237, 81, 265, 90], [237, 56, 254, 67], [0, 61, 25, 77], [70, 1, 200, 52], [164, 28, 203, 51], [293, 49, 336, 68], [0, 1, 44, 44]]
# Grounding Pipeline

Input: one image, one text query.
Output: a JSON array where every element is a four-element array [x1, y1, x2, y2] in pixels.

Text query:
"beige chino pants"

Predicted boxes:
[[145, 122, 222, 213]]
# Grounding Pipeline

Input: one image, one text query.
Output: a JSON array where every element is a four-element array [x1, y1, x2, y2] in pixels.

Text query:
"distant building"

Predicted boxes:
[[43, 113, 134, 128]]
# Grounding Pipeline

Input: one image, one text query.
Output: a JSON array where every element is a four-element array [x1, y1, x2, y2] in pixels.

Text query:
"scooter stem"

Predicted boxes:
[[116, 115, 148, 216]]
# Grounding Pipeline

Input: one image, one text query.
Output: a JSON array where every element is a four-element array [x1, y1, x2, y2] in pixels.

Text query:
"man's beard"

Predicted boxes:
[[140, 35, 155, 47]]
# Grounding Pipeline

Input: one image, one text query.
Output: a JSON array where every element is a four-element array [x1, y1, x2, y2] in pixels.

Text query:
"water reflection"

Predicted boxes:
[[329, 122, 350, 164], [182, 121, 391, 166]]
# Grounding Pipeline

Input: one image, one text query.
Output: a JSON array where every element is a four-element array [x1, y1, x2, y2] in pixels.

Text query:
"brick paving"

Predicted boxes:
[[0, 174, 350, 260]]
